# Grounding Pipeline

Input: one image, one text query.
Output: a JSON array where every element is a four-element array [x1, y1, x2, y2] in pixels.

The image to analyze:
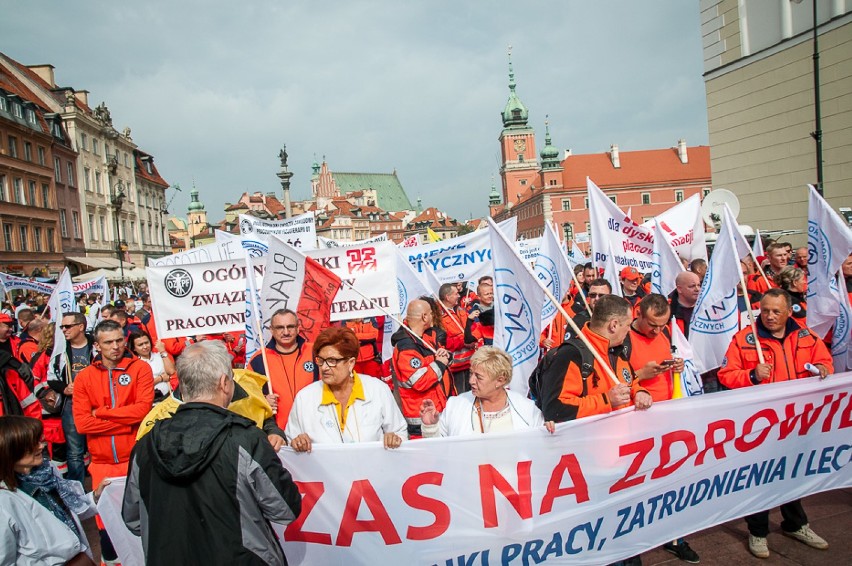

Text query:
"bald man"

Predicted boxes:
[[670, 271, 701, 338], [390, 300, 453, 437], [794, 247, 809, 274]]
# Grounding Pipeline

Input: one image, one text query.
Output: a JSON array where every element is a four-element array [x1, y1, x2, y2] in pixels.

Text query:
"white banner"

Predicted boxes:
[[0, 272, 55, 294], [648, 194, 707, 262], [651, 219, 685, 297], [535, 225, 572, 329], [148, 240, 245, 267], [405, 218, 517, 284], [307, 241, 398, 321], [100, 375, 852, 566], [317, 233, 388, 249], [72, 275, 108, 298], [515, 238, 541, 264], [147, 260, 263, 339], [239, 212, 316, 251]]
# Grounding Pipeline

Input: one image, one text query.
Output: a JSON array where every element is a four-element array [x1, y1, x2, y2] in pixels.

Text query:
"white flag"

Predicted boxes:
[[535, 223, 573, 329], [651, 194, 708, 262], [832, 272, 851, 373], [689, 205, 751, 373], [244, 253, 265, 363], [651, 219, 685, 297], [487, 218, 544, 395], [670, 318, 704, 396], [239, 211, 316, 251], [806, 184, 852, 338], [752, 229, 764, 258], [395, 249, 433, 316], [604, 238, 623, 298], [47, 269, 75, 381], [570, 241, 586, 265]]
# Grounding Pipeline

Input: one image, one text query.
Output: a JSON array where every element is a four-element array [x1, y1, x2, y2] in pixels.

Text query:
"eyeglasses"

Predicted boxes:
[[271, 324, 298, 332], [60, 323, 82, 330], [315, 356, 349, 368], [586, 293, 606, 299]]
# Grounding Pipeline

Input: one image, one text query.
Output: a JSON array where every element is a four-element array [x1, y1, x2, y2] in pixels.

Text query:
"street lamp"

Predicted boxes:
[[111, 180, 126, 281], [791, 0, 824, 195]]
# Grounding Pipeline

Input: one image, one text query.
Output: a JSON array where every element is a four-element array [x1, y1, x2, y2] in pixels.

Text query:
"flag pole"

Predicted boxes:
[[245, 254, 274, 396], [723, 220, 766, 364], [751, 254, 772, 288], [487, 218, 619, 386]]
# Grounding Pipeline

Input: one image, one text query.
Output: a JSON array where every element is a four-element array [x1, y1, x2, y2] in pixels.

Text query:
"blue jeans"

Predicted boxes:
[[61, 398, 87, 484]]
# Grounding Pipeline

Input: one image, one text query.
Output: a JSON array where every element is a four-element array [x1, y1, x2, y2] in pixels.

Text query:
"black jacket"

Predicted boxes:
[[123, 403, 302, 565]]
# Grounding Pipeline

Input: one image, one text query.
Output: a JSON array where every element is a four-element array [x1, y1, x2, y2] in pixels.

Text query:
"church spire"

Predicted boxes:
[[540, 116, 561, 169], [502, 46, 529, 128]]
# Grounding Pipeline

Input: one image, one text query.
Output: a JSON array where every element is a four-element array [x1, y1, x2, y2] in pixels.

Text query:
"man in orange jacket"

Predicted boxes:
[[746, 243, 786, 295], [540, 295, 652, 422], [717, 288, 832, 559], [439, 283, 475, 394]]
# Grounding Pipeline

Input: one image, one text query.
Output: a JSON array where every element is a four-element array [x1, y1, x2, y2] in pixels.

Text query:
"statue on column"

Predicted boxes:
[[279, 145, 288, 168]]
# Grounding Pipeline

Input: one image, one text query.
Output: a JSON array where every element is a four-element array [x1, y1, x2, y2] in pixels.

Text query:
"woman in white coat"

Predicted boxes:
[[286, 327, 407, 452], [420, 346, 554, 437], [0, 416, 106, 565]]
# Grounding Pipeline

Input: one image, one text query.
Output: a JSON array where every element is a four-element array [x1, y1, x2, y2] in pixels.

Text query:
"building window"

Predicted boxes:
[[26, 108, 36, 124], [72, 211, 81, 238], [95, 171, 102, 194], [7, 136, 17, 158], [42, 184, 50, 208], [641, 192, 651, 205], [0, 175, 5, 202], [33, 227, 42, 252], [702, 188, 711, 198], [92, 138, 99, 155], [100, 216, 107, 241], [13, 178, 23, 204], [585, 222, 591, 233], [88, 214, 96, 241], [59, 210, 68, 238], [125, 153, 130, 167], [584, 197, 589, 209], [24, 142, 32, 162], [67, 163, 75, 186], [19, 226, 27, 250], [130, 221, 136, 243], [608, 195, 617, 204], [47, 228, 55, 252], [561, 198, 571, 211], [54, 157, 62, 182], [563, 223, 574, 241], [84, 167, 91, 191], [675, 190, 684, 203], [0, 97, 6, 112], [37, 146, 45, 166], [28, 181, 37, 206], [12, 103, 22, 119], [520, 179, 527, 186], [122, 220, 128, 244], [80, 133, 87, 151], [3, 224, 11, 251]]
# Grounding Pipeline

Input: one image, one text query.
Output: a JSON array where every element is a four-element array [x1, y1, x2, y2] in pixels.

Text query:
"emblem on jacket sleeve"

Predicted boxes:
[[745, 333, 756, 345], [410, 358, 422, 369], [303, 361, 315, 373], [118, 373, 131, 386], [622, 368, 632, 384]]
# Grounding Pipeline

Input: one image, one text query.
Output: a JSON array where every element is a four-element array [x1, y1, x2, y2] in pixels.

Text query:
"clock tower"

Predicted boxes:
[[499, 47, 539, 205]]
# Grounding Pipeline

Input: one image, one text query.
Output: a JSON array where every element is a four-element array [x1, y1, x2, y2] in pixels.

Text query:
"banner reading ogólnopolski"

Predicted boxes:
[[99, 374, 852, 566], [405, 217, 517, 283], [306, 240, 398, 321], [147, 260, 263, 339]]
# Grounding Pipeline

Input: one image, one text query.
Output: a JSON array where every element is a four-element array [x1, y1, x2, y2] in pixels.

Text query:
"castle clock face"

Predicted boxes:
[[513, 139, 526, 153]]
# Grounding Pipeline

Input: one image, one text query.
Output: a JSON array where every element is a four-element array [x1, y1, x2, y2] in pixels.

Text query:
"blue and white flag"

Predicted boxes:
[[570, 241, 586, 265], [752, 229, 764, 258], [535, 223, 573, 329], [487, 217, 544, 396], [689, 205, 751, 373], [806, 185, 852, 338], [832, 272, 851, 373], [651, 219, 684, 297], [47, 269, 75, 381], [604, 238, 623, 298], [244, 253, 265, 363], [671, 317, 703, 397]]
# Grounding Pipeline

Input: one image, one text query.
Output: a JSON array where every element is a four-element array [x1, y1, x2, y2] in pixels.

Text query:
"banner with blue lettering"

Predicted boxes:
[[99, 374, 852, 566]]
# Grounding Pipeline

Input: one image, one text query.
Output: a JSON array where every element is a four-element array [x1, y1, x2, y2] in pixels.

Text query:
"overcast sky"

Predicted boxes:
[[2, 1, 708, 222]]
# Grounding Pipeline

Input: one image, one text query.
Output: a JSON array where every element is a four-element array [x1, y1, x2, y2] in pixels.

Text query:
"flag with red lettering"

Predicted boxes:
[[261, 235, 342, 343], [651, 219, 685, 297], [604, 238, 623, 298]]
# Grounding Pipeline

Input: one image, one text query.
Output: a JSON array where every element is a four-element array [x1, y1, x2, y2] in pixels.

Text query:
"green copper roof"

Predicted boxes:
[[331, 171, 414, 211], [502, 48, 529, 128], [489, 181, 501, 205], [187, 187, 205, 212], [540, 120, 560, 168]]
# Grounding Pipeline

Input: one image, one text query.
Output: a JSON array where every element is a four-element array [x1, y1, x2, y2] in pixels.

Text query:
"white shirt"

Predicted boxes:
[[139, 353, 169, 396], [285, 374, 408, 444], [422, 390, 545, 437]]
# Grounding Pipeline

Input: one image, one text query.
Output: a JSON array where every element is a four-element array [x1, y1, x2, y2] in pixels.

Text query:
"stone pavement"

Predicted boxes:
[[85, 488, 852, 564]]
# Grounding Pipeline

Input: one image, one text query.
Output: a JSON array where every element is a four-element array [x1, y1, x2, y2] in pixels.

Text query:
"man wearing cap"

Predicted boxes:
[[565, 279, 611, 341], [620, 267, 646, 307]]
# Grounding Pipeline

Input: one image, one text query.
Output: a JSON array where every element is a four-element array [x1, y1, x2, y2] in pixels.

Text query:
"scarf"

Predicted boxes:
[[17, 458, 89, 542]]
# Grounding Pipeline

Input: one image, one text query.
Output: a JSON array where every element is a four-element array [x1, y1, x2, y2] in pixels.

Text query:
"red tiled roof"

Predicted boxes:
[[1, 54, 92, 114], [561, 146, 711, 189], [134, 150, 169, 187]]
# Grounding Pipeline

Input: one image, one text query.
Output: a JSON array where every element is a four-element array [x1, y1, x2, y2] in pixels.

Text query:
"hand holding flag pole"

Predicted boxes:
[[246, 254, 274, 396]]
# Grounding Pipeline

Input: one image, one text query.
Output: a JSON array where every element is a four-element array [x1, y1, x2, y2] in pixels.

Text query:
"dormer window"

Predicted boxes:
[[12, 103, 22, 119], [0, 97, 7, 112], [26, 109, 36, 124]]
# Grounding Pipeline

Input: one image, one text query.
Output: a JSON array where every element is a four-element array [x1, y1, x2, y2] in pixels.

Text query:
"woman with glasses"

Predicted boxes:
[[286, 327, 407, 452], [0, 415, 107, 565], [419, 346, 553, 437]]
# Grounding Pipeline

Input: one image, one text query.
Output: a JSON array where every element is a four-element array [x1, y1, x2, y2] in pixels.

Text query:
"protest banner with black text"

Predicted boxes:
[[147, 240, 245, 266], [239, 212, 316, 251]]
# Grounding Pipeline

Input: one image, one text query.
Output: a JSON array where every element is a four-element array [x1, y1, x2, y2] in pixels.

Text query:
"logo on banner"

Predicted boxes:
[[58, 290, 74, 313], [691, 271, 738, 336], [397, 279, 408, 313], [495, 268, 538, 365], [534, 257, 560, 320], [346, 248, 377, 274], [165, 269, 193, 298], [242, 239, 268, 258], [239, 218, 253, 235], [118, 374, 131, 386]]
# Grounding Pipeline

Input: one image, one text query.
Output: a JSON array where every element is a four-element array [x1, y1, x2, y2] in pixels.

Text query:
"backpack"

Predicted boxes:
[[528, 338, 596, 409]]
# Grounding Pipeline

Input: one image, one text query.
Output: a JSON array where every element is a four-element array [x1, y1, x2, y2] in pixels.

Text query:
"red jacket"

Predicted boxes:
[[718, 318, 833, 389], [72, 352, 154, 465], [390, 326, 452, 424]]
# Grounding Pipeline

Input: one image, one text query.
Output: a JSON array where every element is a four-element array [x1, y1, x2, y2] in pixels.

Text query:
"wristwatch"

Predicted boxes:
[[160, 352, 168, 358]]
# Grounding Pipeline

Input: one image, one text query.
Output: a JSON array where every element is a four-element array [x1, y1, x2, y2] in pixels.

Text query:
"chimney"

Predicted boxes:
[[27, 64, 56, 88], [73, 90, 89, 107], [564, 148, 572, 159], [677, 139, 688, 164], [610, 144, 620, 169]]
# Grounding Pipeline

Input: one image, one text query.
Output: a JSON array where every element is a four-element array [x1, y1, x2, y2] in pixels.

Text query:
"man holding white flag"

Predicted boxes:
[[534, 223, 573, 331], [806, 184, 852, 338], [487, 217, 544, 395]]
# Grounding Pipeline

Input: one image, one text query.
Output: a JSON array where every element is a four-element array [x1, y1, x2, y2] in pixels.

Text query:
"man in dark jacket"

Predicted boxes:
[[123, 340, 301, 565]]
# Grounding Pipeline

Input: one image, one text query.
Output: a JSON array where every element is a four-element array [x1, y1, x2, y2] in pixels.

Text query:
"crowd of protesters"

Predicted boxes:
[[0, 239, 850, 565]]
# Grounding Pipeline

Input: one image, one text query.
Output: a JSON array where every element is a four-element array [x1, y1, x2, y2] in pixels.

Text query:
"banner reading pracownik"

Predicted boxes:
[[306, 240, 398, 321], [405, 217, 517, 283], [147, 260, 263, 339], [239, 212, 316, 251], [147, 240, 245, 267], [99, 374, 852, 566]]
